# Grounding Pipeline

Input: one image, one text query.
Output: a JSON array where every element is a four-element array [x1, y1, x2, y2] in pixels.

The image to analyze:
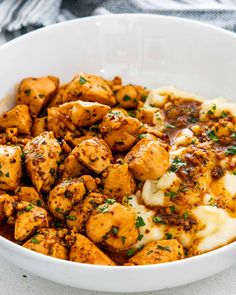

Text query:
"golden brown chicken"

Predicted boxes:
[[17, 76, 59, 117], [0, 145, 22, 191], [69, 233, 116, 265], [86, 202, 139, 251], [127, 239, 184, 265], [24, 131, 61, 192], [23, 228, 68, 260]]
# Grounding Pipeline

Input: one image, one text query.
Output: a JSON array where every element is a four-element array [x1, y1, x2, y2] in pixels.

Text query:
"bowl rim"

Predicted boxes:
[[1, 13, 236, 271]]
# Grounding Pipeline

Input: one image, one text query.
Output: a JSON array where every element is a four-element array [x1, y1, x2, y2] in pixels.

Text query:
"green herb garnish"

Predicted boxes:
[[135, 216, 146, 228]]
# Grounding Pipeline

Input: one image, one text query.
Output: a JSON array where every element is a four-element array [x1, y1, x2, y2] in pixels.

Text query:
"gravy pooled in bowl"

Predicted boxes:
[[0, 73, 236, 266]]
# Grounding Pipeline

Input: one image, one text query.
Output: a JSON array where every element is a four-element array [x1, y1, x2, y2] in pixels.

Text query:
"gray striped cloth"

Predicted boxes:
[[1, 0, 236, 45]]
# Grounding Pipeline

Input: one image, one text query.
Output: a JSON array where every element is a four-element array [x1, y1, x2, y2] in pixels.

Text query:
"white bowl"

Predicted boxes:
[[1, 14, 236, 293]]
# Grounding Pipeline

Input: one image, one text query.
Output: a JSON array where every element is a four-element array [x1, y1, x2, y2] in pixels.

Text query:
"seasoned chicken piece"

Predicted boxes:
[[115, 85, 148, 109], [0, 145, 22, 191], [61, 152, 88, 180], [15, 186, 44, 207], [128, 239, 184, 265], [23, 228, 68, 260], [67, 193, 106, 232], [47, 106, 69, 138], [75, 137, 112, 174], [0, 105, 32, 134], [0, 194, 6, 221], [48, 178, 86, 220], [16, 76, 59, 117], [0, 194, 18, 221], [69, 233, 115, 265], [31, 116, 47, 137], [47, 84, 68, 107], [125, 135, 170, 181], [102, 163, 136, 201], [100, 111, 147, 152], [136, 106, 165, 127], [79, 175, 98, 192], [14, 202, 48, 241], [61, 73, 116, 106], [24, 131, 61, 192], [86, 202, 138, 251], [58, 100, 110, 127]]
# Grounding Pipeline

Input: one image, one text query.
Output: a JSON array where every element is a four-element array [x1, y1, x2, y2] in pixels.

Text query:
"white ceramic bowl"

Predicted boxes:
[[1, 14, 236, 293]]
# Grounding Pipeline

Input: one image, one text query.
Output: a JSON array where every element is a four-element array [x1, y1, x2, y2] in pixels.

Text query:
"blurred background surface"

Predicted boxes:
[[1, 0, 236, 44]]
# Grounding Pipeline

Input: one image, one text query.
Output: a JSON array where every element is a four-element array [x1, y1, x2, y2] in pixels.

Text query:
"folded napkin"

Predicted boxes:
[[1, 0, 236, 44]]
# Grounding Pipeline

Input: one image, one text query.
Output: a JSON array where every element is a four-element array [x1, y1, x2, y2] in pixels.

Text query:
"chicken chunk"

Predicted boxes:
[[67, 193, 106, 232], [58, 100, 110, 127], [128, 239, 184, 265], [100, 111, 147, 152], [47, 106, 69, 138], [14, 203, 48, 241], [24, 131, 61, 192], [61, 152, 88, 180], [23, 228, 68, 260], [115, 85, 148, 109], [31, 116, 47, 137], [0, 105, 32, 134], [102, 163, 136, 201], [15, 186, 43, 206], [0, 194, 17, 221], [16, 76, 59, 117], [75, 137, 112, 174], [48, 178, 86, 220], [61, 73, 116, 106], [86, 202, 138, 251], [69, 233, 115, 266], [0, 145, 22, 191], [125, 135, 170, 181]]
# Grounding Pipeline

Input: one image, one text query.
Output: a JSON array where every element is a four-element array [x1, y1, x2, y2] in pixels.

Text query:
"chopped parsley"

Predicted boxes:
[[127, 248, 135, 256], [165, 123, 176, 129], [25, 204, 33, 211], [135, 216, 146, 228], [137, 133, 147, 140], [169, 206, 176, 213], [189, 116, 198, 123], [231, 133, 236, 138], [225, 146, 236, 155], [165, 191, 177, 198], [206, 130, 219, 142], [105, 199, 116, 205], [221, 111, 228, 118], [233, 171, 236, 176], [66, 215, 77, 221], [169, 157, 186, 173], [55, 207, 64, 214], [25, 89, 31, 96], [147, 250, 153, 255], [31, 237, 40, 244], [157, 245, 171, 252], [153, 216, 166, 224], [50, 168, 55, 175], [141, 95, 147, 102], [98, 204, 109, 213], [137, 234, 144, 241], [165, 233, 172, 240], [79, 76, 87, 85], [121, 236, 126, 244], [123, 95, 131, 101], [112, 226, 119, 235], [183, 211, 189, 219], [36, 200, 42, 207], [207, 104, 216, 115], [5, 172, 9, 177]]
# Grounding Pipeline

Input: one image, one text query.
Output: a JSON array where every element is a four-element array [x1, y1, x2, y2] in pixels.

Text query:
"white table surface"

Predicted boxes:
[[1, 257, 236, 295]]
